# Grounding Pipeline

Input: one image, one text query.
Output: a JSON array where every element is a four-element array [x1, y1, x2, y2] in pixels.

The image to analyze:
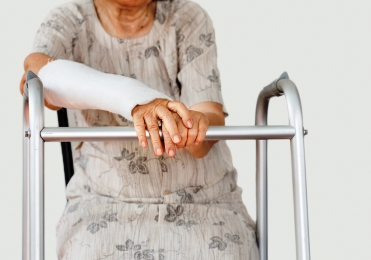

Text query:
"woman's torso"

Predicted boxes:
[[33, 1, 260, 258], [42, 0, 239, 205]]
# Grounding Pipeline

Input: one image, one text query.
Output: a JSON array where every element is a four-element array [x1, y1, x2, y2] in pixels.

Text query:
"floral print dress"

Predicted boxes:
[[32, 0, 259, 259]]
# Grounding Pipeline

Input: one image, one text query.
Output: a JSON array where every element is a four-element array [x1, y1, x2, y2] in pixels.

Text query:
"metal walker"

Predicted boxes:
[[22, 71, 311, 260]]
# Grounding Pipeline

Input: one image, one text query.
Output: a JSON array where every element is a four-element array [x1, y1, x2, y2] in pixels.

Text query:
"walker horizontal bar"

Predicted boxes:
[[40, 125, 295, 142]]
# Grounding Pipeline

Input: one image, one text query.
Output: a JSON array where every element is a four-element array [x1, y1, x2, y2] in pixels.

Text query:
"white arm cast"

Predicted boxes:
[[38, 60, 171, 121]]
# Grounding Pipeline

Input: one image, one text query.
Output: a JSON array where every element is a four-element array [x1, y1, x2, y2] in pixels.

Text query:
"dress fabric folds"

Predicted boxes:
[[33, 0, 259, 258]]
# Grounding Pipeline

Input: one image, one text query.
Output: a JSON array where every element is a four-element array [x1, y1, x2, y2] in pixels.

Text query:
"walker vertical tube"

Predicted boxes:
[[255, 95, 269, 260], [255, 74, 284, 260], [26, 71, 45, 260], [23, 96, 30, 260], [277, 79, 311, 260]]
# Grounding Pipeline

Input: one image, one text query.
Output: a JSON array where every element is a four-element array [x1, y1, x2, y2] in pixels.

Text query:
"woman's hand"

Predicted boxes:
[[132, 100, 224, 158], [183, 102, 225, 158], [161, 110, 209, 157], [131, 99, 193, 157]]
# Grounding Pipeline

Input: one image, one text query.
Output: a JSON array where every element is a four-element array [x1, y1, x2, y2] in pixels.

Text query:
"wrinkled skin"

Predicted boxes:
[[131, 98, 209, 157]]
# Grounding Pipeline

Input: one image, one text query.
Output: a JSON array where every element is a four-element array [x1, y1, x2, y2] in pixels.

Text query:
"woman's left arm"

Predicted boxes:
[[184, 101, 225, 158], [171, 2, 228, 158]]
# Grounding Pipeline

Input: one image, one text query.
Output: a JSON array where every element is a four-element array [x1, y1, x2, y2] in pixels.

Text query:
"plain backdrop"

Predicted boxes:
[[1, 0, 370, 259]]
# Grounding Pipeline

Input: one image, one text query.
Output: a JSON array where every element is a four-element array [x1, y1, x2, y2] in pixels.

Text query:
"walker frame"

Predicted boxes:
[[22, 71, 311, 260]]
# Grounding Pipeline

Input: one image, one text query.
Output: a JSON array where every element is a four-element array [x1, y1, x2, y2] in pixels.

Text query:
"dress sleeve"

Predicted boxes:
[[32, 4, 82, 60], [176, 2, 228, 116]]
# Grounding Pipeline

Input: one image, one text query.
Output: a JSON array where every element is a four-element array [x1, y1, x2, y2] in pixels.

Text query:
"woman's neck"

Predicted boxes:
[[94, 0, 156, 38]]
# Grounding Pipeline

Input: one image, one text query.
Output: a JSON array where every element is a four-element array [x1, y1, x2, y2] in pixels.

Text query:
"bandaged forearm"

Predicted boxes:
[[38, 60, 171, 121]]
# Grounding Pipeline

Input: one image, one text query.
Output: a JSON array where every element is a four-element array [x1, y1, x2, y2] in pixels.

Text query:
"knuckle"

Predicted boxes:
[[154, 103, 166, 114], [160, 113, 172, 122], [147, 124, 159, 131], [169, 101, 183, 111], [137, 133, 146, 139], [150, 134, 161, 143], [151, 140, 161, 147], [134, 122, 145, 129], [165, 142, 175, 150], [164, 137, 173, 147], [199, 125, 208, 132], [163, 135, 175, 147], [163, 132, 173, 141], [164, 124, 177, 133], [189, 129, 198, 136], [162, 131, 170, 139], [133, 107, 144, 116], [133, 119, 143, 125], [162, 129, 170, 138], [148, 131, 160, 140]]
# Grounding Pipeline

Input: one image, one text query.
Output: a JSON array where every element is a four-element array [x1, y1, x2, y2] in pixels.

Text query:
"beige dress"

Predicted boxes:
[[33, 0, 259, 259]]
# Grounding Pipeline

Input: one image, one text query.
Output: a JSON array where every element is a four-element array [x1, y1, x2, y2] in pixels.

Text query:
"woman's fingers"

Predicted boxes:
[[185, 117, 199, 147], [132, 99, 183, 156], [144, 115, 163, 156], [131, 99, 213, 155], [155, 105, 181, 144], [183, 112, 209, 147], [194, 117, 209, 145], [162, 126, 176, 157], [133, 114, 148, 148], [174, 114, 188, 150], [167, 101, 193, 128]]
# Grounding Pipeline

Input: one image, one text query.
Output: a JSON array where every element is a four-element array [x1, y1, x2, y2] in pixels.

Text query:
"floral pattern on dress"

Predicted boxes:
[[145, 46, 160, 58], [199, 33, 214, 47], [185, 45, 203, 62], [33, 0, 258, 259], [176, 189, 194, 204], [164, 204, 184, 222]]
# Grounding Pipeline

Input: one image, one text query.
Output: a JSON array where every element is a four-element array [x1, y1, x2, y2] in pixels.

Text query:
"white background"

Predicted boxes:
[[1, 0, 370, 259]]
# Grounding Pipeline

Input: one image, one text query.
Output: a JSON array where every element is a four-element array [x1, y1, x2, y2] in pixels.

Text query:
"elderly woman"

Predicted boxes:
[[20, 0, 259, 259]]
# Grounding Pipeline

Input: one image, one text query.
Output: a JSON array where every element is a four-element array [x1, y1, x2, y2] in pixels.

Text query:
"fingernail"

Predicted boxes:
[[169, 149, 175, 156], [156, 148, 162, 155], [194, 142, 200, 146], [179, 147, 184, 151], [141, 141, 146, 147], [174, 135, 180, 143], [187, 120, 193, 128]]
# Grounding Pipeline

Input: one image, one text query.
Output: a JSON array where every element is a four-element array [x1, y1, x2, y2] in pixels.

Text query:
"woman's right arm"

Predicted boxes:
[[20, 53, 60, 110], [20, 54, 195, 157], [21, 4, 201, 157]]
